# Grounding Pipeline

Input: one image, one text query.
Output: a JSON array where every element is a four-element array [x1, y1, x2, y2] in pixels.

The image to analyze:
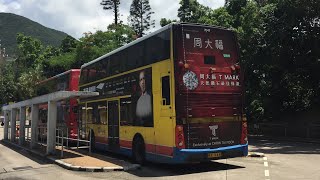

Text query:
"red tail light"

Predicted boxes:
[[175, 125, 186, 149], [240, 117, 248, 144]]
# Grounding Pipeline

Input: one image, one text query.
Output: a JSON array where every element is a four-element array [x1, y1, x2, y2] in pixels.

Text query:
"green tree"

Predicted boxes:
[[198, 7, 233, 28], [225, 0, 247, 27], [177, 0, 205, 23], [17, 64, 43, 100], [16, 33, 43, 68], [60, 35, 78, 53], [100, 0, 121, 25], [74, 24, 135, 67], [178, 0, 191, 22], [160, 18, 176, 27], [0, 63, 18, 104], [128, 0, 155, 37]]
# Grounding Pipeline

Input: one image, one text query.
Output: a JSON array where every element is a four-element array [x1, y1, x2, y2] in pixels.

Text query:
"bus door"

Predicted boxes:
[[160, 62, 173, 117], [156, 61, 175, 156], [108, 100, 119, 150]]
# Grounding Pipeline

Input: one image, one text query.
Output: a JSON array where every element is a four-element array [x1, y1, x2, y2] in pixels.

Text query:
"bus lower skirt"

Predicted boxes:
[[186, 150, 245, 162]]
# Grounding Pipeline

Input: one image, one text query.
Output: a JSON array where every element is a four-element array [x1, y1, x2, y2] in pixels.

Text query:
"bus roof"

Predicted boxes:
[[81, 22, 232, 69], [38, 69, 80, 84]]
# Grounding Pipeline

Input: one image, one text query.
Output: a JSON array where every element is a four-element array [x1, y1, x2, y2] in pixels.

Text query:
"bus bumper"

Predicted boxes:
[[173, 143, 248, 163]]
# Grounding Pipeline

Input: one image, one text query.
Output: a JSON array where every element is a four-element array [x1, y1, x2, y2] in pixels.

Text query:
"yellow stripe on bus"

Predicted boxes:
[[182, 117, 242, 123]]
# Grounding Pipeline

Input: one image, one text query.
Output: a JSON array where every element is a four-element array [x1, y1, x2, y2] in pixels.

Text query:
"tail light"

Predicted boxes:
[[240, 117, 248, 144], [175, 125, 186, 149]]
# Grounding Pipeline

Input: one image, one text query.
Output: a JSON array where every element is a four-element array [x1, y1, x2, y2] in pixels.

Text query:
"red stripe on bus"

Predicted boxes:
[[95, 136, 108, 144], [119, 140, 173, 157], [145, 144, 156, 153], [120, 139, 132, 148], [156, 145, 173, 157]]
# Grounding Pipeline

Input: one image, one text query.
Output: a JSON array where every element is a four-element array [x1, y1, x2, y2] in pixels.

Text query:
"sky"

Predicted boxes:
[[0, 0, 225, 38]]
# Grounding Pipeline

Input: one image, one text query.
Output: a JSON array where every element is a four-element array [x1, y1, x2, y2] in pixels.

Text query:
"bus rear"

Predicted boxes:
[[172, 24, 247, 163]]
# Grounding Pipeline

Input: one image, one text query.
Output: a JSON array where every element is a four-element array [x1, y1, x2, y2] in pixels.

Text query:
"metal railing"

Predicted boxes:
[[25, 126, 31, 141], [37, 126, 47, 146], [55, 127, 92, 158]]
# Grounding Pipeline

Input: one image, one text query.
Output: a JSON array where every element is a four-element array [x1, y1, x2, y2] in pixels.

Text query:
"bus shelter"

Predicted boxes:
[[2, 91, 98, 155]]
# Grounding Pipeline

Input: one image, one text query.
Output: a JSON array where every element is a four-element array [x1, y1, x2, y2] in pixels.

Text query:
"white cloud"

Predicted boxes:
[[0, 0, 224, 38]]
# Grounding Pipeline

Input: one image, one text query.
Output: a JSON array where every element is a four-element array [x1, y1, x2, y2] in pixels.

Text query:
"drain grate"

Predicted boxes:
[[12, 166, 33, 170]]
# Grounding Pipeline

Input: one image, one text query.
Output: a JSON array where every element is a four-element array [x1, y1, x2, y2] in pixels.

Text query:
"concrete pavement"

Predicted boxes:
[[0, 126, 139, 173]]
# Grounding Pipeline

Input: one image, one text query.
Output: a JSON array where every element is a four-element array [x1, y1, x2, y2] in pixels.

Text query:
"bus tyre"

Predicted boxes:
[[89, 129, 96, 152], [132, 136, 146, 165]]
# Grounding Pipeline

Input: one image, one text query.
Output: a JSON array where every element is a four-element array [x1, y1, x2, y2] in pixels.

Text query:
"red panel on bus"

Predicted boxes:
[[173, 24, 243, 149]]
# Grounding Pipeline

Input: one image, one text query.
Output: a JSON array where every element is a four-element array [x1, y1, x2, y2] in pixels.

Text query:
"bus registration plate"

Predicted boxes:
[[208, 152, 222, 158]]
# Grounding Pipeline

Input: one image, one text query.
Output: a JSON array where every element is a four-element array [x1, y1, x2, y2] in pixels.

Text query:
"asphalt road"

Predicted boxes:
[[1, 126, 320, 180]]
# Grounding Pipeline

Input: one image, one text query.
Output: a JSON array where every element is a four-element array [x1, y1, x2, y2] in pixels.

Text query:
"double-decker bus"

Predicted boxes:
[[36, 69, 80, 139], [79, 23, 248, 164]]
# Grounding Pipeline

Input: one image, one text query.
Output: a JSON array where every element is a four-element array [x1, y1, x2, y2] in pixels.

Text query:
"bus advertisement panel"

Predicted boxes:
[[81, 68, 153, 127], [173, 25, 245, 151]]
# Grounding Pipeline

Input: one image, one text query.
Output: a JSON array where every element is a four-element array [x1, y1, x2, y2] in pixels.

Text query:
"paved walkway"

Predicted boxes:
[[2, 140, 139, 172]]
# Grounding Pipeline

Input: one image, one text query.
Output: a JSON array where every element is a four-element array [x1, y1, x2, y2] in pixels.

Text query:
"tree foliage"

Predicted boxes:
[[160, 18, 176, 27], [100, 0, 121, 25], [128, 0, 155, 37], [0, 63, 18, 105], [16, 33, 43, 68], [173, 0, 320, 122], [178, 0, 191, 22]]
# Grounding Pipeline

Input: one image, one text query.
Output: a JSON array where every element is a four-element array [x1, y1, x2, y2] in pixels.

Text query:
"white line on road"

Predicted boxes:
[[264, 162, 268, 167], [265, 170, 270, 177], [263, 157, 268, 161]]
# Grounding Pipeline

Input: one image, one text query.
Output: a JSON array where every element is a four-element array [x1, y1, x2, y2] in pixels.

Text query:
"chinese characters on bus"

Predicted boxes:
[[192, 37, 224, 50], [199, 73, 240, 87]]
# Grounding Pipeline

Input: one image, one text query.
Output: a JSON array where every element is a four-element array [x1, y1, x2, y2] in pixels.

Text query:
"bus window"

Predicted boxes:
[[120, 98, 134, 126], [98, 102, 107, 125], [161, 76, 171, 105], [86, 103, 94, 124], [87, 102, 107, 124], [204, 55, 216, 65]]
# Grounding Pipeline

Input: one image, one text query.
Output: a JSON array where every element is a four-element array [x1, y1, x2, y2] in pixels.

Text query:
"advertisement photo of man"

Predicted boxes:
[[135, 70, 153, 126]]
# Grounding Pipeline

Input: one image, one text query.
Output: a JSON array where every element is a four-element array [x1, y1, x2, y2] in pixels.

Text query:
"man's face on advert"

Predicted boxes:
[[139, 71, 146, 94]]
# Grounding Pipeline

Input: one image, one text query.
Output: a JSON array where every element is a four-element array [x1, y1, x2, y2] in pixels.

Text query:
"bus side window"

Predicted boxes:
[[161, 76, 171, 105]]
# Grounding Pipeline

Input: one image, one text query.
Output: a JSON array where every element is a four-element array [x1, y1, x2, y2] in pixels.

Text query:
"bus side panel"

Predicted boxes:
[[153, 60, 175, 158]]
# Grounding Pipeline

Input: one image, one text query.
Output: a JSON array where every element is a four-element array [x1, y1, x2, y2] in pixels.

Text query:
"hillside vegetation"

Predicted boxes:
[[0, 13, 69, 56]]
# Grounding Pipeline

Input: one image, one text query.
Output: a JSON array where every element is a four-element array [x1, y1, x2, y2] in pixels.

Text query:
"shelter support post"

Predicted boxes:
[[10, 109, 17, 142], [30, 104, 39, 149], [3, 110, 10, 140], [47, 100, 57, 155], [19, 107, 26, 145]]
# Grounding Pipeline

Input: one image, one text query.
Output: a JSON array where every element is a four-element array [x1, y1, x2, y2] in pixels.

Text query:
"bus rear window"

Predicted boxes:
[[204, 55, 215, 65]]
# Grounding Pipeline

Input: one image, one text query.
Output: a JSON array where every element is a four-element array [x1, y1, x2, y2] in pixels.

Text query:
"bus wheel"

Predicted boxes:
[[132, 136, 145, 165], [89, 129, 96, 152]]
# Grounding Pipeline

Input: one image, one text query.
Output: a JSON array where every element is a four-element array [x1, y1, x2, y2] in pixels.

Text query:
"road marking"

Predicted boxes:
[[263, 156, 270, 179], [265, 170, 270, 177]]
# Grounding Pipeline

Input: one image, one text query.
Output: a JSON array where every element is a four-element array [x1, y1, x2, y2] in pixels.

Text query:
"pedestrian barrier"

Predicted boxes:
[[55, 127, 92, 158]]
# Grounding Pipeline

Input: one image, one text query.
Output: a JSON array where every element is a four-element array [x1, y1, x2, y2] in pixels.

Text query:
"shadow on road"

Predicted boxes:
[[249, 137, 320, 155], [127, 161, 244, 177]]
